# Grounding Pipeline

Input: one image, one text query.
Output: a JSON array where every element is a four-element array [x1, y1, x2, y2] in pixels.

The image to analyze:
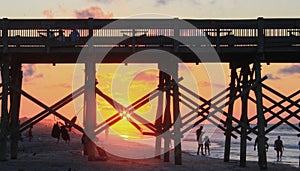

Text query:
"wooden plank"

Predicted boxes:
[[0, 64, 9, 161]]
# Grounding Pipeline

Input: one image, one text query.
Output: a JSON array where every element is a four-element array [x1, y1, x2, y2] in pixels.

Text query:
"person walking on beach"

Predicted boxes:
[[274, 136, 284, 162], [254, 136, 269, 152], [204, 135, 210, 155], [196, 126, 204, 155]]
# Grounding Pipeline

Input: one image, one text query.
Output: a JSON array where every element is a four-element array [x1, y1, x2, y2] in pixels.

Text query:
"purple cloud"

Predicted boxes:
[[74, 6, 113, 19], [278, 65, 300, 75], [23, 64, 43, 82], [266, 74, 280, 80]]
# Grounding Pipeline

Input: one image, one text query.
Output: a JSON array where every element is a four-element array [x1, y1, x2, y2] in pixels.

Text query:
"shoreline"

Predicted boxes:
[[1, 136, 298, 171]]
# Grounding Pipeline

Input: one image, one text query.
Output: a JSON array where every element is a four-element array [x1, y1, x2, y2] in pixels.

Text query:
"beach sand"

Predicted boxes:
[[1, 130, 299, 171]]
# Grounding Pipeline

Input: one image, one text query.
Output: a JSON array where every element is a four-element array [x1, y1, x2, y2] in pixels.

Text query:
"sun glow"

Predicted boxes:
[[119, 111, 131, 120]]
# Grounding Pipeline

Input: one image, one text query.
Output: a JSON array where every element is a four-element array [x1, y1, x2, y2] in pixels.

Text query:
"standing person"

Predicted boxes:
[[61, 126, 70, 144], [51, 122, 61, 143], [274, 136, 284, 162], [196, 126, 204, 155], [204, 135, 210, 155], [56, 29, 65, 42], [28, 126, 33, 142], [254, 136, 269, 152], [69, 29, 80, 41]]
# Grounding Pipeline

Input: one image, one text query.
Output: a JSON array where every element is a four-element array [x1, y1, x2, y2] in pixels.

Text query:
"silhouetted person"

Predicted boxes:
[[61, 126, 70, 144], [56, 29, 65, 42], [81, 134, 88, 156], [196, 126, 204, 155], [254, 137, 269, 152], [51, 122, 61, 143], [204, 135, 210, 155], [48, 31, 55, 39], [274, 136, 284, 162], [70, 29, 80, 41], [28, 126, 33, 142]]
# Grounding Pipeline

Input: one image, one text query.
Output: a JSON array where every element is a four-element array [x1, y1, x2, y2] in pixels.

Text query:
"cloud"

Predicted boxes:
[[22, 64, 43, 82], [42, 9, 55, 19], [199, 81, 226, 89], [278, 65, 300, 75], [266, 74, 280, 80], [133, 71, 158, 82], [56, 83, 72, 89], [74, 6, 113, 19], [155, 0, 174, 6]]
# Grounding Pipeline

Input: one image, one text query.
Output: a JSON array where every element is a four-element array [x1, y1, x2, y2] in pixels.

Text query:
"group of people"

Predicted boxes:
[[47, 29, 80, 42], [196, 126, 211, 155], [51, 122, 70, 144], [253, 135, 285, 162], [195, 125, 297, 164]]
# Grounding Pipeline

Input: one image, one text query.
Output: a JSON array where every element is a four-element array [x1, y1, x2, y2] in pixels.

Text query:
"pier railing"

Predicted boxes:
[[1, 18, 300, 63]]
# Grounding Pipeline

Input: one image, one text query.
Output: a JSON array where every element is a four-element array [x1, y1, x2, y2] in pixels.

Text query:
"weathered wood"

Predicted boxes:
[[180, 99, 238, 139], [224, 67, 237, 162], [254, 60, 267, 169], [155, 70, 164, 159], [163, 73, 171, 163], [240, 65, 250, 167], [84, 62, 96, 161], [19, 88, 84, 133], [1, 18, 300, 63], [233, 90, 299, 133], [172, 63, 182, 165], [20, 85, 85, 131], [246, 95, 300, 134], [0, 64, 9, 161], [10, 62, 22, 159], [9, 86, 84, 133]]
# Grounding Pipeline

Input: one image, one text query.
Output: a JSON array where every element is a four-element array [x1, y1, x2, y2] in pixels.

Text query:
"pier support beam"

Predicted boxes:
[[240, 65, 250, 167], [84, 62, 97, 161], [0, 64, 9, 161], [154, 70, 164, 159], [254, 60, 267, 169], [10, 62, 23, 159], [163, 73, 171, 162], [172, 62, 182, 165], [224, 66, 237, 162]]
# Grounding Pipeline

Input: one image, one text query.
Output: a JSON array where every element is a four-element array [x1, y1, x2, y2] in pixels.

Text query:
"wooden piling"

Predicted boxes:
[[240, 65, 250, 167], [163, 73, 171, 162], [224, 67, 237, 162], [10, 62, 23, 159], [154, 70, 164, 159], [84, 62, 96, 161], [0, 64, 10, 161], [254, 61, 267, 169], [172, 63, 182, 165]]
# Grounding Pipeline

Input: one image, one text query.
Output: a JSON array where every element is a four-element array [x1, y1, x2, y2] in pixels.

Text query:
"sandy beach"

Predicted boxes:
[[1, 125, 298, 171]]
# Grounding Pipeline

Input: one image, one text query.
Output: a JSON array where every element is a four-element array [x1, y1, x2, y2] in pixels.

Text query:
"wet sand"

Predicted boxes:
[[1, 130, 299, 171]]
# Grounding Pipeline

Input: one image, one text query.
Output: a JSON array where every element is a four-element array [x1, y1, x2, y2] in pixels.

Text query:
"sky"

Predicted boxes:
[[0, 0, 300, 137]]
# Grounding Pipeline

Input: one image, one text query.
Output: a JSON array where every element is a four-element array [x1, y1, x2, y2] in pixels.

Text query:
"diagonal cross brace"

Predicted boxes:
[[233, 90, 300, 133], [94, 77, 184, 136], [10, 86, 84, 133], [20, 85, 85, 131]]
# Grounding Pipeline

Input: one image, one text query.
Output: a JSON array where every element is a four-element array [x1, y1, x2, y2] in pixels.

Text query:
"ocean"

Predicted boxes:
[[182, 124, 300, 168]]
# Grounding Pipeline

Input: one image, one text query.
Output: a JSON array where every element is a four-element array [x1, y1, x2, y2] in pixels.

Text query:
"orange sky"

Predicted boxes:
[[0, 62, 297, 137]]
